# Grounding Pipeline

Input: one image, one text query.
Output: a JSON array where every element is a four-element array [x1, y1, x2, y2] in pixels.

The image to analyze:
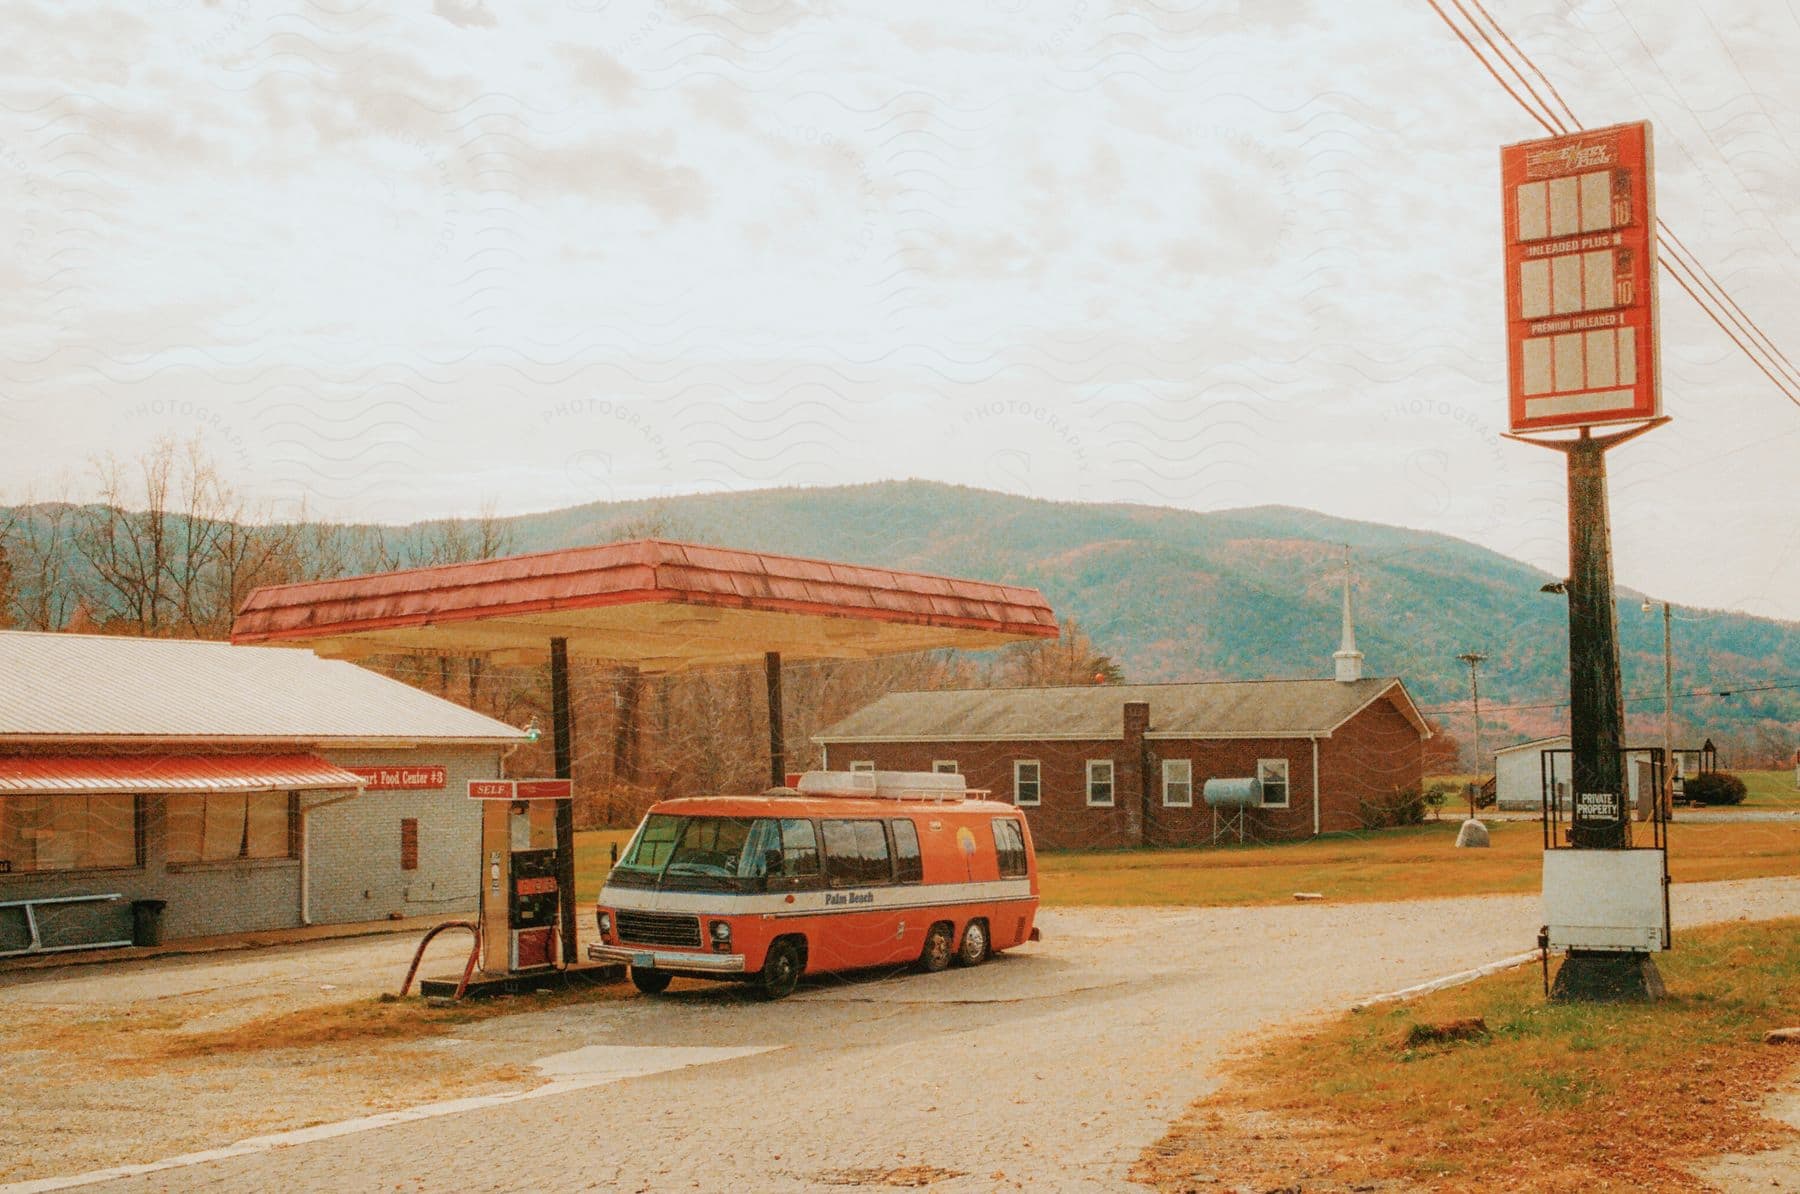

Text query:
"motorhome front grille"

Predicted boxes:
[[615, 910, 702, 948]]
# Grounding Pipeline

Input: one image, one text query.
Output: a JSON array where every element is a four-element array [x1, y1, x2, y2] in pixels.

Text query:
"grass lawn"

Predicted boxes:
[[1037, 819, 1800, 907], [574, 819, 1800, 910], [1739, 769, 1799, 811], [1133, 917, 1800, 1192]]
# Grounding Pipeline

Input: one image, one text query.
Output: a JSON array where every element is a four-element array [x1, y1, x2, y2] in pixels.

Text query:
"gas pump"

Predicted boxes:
[[470, 778, 572, 974]]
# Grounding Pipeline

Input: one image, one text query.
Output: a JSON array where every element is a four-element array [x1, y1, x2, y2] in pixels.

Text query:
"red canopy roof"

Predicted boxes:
[[231, 539, 1057, 671], [0, 754, 368, 795]]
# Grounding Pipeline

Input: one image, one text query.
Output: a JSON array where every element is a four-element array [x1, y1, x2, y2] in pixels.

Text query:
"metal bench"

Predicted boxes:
[[0, 893, 129, 958]]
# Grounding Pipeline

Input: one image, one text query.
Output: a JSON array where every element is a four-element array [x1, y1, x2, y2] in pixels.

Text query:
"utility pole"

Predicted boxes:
[[1457, 651, 1487, 818], [1644, 599, 1673, 818]]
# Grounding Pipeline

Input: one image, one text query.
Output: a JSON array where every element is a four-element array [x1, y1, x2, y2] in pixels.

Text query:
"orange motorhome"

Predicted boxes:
[[588, 771, 1040, 999]]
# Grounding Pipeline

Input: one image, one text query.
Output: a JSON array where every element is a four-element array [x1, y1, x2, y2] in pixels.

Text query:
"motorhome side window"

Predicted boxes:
[[776, 818, 819, 876], [992, 818, 1027, 878], [821, 818, 893, 886], [890, 818, 923, 883]]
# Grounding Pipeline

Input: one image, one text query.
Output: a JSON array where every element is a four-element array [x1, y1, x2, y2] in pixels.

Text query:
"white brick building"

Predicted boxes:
[[0, 631, 527, 952]]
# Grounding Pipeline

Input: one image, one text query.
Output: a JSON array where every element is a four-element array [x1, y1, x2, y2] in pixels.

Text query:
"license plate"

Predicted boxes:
[[632, 952, 655, 968]]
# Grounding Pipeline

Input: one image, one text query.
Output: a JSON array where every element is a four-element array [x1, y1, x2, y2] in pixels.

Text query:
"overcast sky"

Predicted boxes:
[[3, 0, 1797, 621]]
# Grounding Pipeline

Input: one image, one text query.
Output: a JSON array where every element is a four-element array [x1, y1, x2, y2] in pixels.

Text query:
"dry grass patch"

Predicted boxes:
[[1133, 917, 1800, 1193], [1036, 820, 1800, 908], [0, 978, 671, 1183], [147, 979, 645, 1059], [2, 979, 647, 1068]]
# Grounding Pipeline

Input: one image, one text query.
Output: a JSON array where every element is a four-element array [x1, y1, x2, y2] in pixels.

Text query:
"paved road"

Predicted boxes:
[[38, 876, 1800, 1193]]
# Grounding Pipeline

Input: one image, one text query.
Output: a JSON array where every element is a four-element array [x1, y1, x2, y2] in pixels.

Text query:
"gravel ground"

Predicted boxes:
[[8, 876, 1799, 1194]]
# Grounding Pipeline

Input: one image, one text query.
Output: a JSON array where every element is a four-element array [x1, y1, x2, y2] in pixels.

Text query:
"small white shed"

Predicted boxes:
[[1494, 735, 1654, 812]]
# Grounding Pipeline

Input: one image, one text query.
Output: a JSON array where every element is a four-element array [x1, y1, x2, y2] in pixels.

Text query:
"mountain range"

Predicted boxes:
[[7, 480, 1796, 764], [500, 482, 1798, 762]]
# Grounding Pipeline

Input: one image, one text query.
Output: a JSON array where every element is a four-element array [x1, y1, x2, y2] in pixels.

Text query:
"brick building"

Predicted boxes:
[[813, 676, 1432, 849], [0, 631, 526, 952]]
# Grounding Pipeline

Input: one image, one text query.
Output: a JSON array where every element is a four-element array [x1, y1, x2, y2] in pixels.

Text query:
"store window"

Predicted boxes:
[[0, 794, 140, 873], [166, 792, 296, 863]]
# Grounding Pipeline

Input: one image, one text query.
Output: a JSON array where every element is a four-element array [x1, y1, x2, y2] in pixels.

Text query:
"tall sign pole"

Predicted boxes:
[[1499, 121, 1671, 999]]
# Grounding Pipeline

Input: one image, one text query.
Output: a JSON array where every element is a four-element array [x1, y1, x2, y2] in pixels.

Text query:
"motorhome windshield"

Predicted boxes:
[[610, 814, 776, 891]]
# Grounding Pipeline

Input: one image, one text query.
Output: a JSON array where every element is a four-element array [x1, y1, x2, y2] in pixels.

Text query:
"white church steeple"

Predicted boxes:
[[1333, 547, 1364, 683]]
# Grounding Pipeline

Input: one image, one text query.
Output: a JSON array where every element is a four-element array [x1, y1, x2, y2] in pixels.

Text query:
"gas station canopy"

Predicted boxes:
[[230, 539, 1058, 668]]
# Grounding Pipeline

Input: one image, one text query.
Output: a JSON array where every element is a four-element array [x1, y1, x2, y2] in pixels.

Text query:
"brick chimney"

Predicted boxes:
[[1122, 701, 1150, 846]]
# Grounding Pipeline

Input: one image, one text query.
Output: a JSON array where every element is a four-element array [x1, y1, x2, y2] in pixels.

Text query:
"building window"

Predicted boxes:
[[1086, 760, 1115, 807], [0, 794, 140, 873], [1257, 759, 1290, 808], [848, 760, 875, 773], [1013, 760, 1041, 807], [166, 792, 297, 863], [932, 760, 958, 774], [400, 818, 419, 871], [1162, 759, 1193, 807]]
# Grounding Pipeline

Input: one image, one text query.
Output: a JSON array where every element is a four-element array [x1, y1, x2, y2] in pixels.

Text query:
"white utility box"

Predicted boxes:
[[1542, 848, 1668, 952]]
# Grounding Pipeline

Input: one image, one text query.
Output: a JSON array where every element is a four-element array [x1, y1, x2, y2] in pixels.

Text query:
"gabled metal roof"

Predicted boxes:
[[1493, 734, 1571, 755], [0, 753, 367, 794], [229, 538, 1057, 670], [0, 631, 528, 744], [813, 677, 1431, 743]]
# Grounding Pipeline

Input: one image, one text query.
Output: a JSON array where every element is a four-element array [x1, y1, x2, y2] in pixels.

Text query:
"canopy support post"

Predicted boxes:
[[766, 651, 785, 788], [550, 636, 578, 965]]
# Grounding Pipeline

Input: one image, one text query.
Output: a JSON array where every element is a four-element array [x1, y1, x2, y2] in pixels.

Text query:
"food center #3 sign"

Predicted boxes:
[[1502, 121, 1661, 434], [348, 765, 446, 791]]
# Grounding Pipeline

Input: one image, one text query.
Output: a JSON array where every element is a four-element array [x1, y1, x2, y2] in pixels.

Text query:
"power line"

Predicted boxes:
[[1422, 0, 1800, 412], [1421, 677, 1800, 716]]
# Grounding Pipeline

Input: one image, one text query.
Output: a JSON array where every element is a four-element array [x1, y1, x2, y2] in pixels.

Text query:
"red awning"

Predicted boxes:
[[0, 754, 368, 795]]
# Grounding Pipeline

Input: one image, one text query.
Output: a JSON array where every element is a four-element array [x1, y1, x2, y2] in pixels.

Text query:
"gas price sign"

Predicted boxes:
[[1501, 121, 1661, 434]]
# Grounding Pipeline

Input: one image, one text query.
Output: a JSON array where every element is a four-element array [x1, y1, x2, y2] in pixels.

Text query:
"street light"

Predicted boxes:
[[1457, 651, 1488, 818], [1642, 599, 1673, 817]]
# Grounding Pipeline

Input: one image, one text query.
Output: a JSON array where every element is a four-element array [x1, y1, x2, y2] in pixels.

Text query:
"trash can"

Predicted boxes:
[[130, 899, 167, 948]]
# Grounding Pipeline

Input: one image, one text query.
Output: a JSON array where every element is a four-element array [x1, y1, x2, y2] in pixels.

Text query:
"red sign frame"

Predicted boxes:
[[467, 778, 573, 801], [1501, 121, 1661, 433], [347, 765, 447, 792]]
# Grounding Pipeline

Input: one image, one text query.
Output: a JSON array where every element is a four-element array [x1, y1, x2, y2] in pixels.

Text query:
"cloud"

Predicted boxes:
[[433, 0, 497, 30]]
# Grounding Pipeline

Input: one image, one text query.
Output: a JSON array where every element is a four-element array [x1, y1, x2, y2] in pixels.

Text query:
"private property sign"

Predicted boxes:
[[1502, 121, 1661, 433], [347, 765, 446, 791], [467, 778, 573, 800]]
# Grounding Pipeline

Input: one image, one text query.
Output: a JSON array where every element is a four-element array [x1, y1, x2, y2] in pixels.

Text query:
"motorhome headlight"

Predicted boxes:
[[597, 910, 613, 936], [709, 920, 732, 944]]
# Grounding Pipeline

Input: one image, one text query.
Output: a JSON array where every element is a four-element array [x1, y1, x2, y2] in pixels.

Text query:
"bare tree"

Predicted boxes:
[[992, 616, 1125, 687], [602, 504, 691, 542], [71, 441, 180, 634], [0, 500, 84, 634]]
